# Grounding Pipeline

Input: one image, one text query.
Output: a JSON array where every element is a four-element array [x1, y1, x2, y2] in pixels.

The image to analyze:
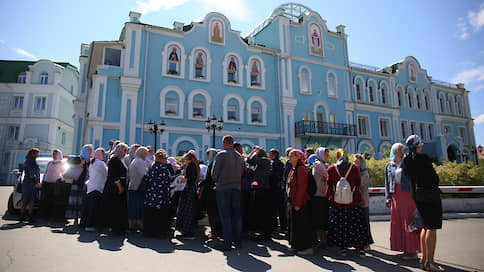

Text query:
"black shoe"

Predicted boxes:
[[19, 213, 26, 222], [178, 233, 196, 240]]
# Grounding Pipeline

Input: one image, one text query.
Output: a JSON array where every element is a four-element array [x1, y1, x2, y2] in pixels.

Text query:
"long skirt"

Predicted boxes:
[[328, 204, 371, 249], [311, 196, 330, 230], [176, 181, 198, 235], [289, 204, 315, 251], [65, 184, 84, 219], [250, 189, 276, 236], [361, 206, 375, 245], [128, 190, 145, 220], [390, 184, 421, 253], [80, 190, 104, 229], [144, 205, 171, 237]]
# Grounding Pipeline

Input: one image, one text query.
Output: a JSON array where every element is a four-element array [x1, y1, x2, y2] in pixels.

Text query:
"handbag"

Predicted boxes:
[[137, 174, 149, 194], [415, 187, 441, 203]]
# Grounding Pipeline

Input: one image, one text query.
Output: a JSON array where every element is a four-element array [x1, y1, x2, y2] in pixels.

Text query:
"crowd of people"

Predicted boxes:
[[17, 134, 445, 271]]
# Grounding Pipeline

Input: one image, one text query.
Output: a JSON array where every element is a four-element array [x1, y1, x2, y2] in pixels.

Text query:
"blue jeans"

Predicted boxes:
[[216, 189, 242, 248]]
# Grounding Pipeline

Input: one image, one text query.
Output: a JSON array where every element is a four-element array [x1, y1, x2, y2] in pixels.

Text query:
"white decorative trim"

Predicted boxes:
[[161, 41, 186, 79], [298, 65, 312, 95], [223, 52, 243, 87], [357, 139, 375, 154], [246, 55, 266, 90], [188, 46, 212, 83], [171, 136, 200, 157], [208, 17, 226, 46], [160, 85, 185, 120], [223, 93, 244, 124], [187, 88, 212, 121], [247, 96, 267, 126], [326, 70, 338, 98], [312, 101, 330, 123], [307, 22, 324, 57]]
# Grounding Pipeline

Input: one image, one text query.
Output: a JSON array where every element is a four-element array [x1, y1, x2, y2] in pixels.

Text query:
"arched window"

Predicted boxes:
[[189, 47, 211, 82], [369, 85, 375, 103], [424, 95, 430, 111], [223, 53, 243, 86], [381, 87, 387, 105], [456, 97, 463, 115], [17, 72, 26, 84], [439, 96, 445, 113], [162, 41, 186, 78], [407, 92, 413, 109], [299, 66, 311, 94], [223, 93, 244, 124], [160, 86, 185, 119], [188, 89, 211, 120], [409, 63, 417, 82], [247, 96, 267, 126], [447, 95, 454, 114], [247, 56, 266, 90], [416, 93, 421, 109], [326, 71, 337, 97], [397, 89, 403, 107], [40, 72, 48, 85]]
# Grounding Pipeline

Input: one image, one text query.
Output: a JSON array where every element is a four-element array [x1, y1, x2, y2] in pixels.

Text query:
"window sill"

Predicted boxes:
[[163, 73, 184, 80], [225, 119, 243, 124], [248, 122, 267, 126], [224, 82, 242, 88]]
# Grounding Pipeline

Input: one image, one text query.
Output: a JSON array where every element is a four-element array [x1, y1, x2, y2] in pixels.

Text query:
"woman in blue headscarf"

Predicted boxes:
[[199, 148, 220, 239], [311, 147, 330, 248]]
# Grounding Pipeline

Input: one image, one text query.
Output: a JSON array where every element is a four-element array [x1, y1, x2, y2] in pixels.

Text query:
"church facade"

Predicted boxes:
[[74, 3, 477, 163]]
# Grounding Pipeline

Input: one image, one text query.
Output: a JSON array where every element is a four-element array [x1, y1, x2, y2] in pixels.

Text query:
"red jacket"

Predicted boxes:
[[288, 164, 311, 208], [326, 163, 361, 208]]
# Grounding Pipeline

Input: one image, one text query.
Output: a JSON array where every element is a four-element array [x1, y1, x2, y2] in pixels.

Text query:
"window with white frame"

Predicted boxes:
[[302, 111, 310, 121], [397, 90, 403, 107], [316, 111, 324, 123], [401, 121, 408, 139], [330, 114, 336, 126], [40, 73, 48, 85], [13, 96, 24, 110], [458, 127, 467, 143], [356, 83, 362, 101], [34, 96, 46, 111], [251, 106, 262, 123], [299, 67, 310, 94], [428, 124, 433, 140], [369, 85, 375, 103], [104, 48, 121, 67], [9, 126, 19, 140], [228, 104, 238, 121], [420, 123, 426, 140], [456, 99, 463, 115], [407, 93, 413, 109], [379, 118, 390, 138], [410, 121, 416, 135], [448, 97, 454, 114], [424, 95, 429, 111], [439, 96, 445, 113], [381, 87, 387, 105], [193, 100, 204, 118], [165, 97, 178, 115], [327, 72, 337, 97], [416, 93, 421, 109], [357, 116, 369, 137], [17, 72, 26, 84]]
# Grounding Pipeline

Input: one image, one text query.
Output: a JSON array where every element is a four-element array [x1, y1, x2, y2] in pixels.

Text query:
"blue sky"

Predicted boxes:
[[1, 0, 483, 145]]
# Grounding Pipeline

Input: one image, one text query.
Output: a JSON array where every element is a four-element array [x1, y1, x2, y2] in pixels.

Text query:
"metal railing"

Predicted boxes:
[[295, 120, 357, 137], [432, 79, 458, 89], [349, 61, 380, 72]]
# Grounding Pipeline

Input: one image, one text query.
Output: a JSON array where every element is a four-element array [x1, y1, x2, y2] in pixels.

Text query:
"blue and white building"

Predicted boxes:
[[74, 3, 477, 163], [0, 59, 79, 183]]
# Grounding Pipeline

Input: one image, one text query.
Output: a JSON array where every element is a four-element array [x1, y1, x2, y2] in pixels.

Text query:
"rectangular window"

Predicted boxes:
[[458, 127, 467, 143], [302, 111, 310, 121], [61, 132, 66, 145], [104, 48, 122, 67], [401, 121, 407, 139], [358, 116, 369, 136], [165, 98, 177, 115], [34, 96, 46, 111], [193, 101, 204, 118], [301, 73, 309, 93], [381, 88, 387, 104], [398, 91, 402, 107], [410, 122, 416, 135], [316, 112, 324, 123], [17, 73, 26, 84], [379, 119, 390, 138], [408, 94, 413, 108], [420, 123, 426, 140], [330, 114, 336, 127], [328, 77, 336, 96], [40, 73, 48, 85], [9, 126, 19, 140], [251, 107, 261, 122], [369, 86, 374, 103], [428, 124, 433, 140], [13, 96, 24, 110], [356, 84, 362, 101], [228, 105, 237, 121]]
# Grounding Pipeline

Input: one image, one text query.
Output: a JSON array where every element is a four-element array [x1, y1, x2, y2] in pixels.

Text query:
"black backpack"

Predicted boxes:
[[294, 164, 317, 197]]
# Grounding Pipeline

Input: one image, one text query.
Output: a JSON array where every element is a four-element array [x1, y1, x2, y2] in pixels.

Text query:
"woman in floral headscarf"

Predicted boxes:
[[326, 149, 371, 258], [287, 149, 315, 255]]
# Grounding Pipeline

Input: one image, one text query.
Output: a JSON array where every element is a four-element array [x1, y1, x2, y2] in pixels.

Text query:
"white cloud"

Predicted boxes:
[[13, 48, 37, 60], [452, 66, 484, 85], [469, 3, 484, 32], [457, 17, 470, 39], [135, 0, 190, 14], [198, 0, 249, 21], [475, 113, 484, 124]]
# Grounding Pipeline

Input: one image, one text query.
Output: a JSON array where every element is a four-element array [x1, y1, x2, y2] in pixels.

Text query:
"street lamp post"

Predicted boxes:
[[205, 115, 224, 148], [147, 120, 166, 151]]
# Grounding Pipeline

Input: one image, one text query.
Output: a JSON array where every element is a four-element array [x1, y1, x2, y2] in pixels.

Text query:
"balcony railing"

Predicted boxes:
[[295, 121, 357, 137]]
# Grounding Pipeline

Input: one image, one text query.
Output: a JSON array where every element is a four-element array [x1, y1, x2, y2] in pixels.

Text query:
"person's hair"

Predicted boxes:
[[269, 148, 279, 158], [233, 142, 241, 149], [183, 151, 198, 163], [256, 148, 267, 158], [26, 148, 40, 159], [305, 148, 314, 155], [113, 143, 129, 157], [285, 147, 293, 156], [155, 149, 168, 163], [222, 135, 234, 145], [109, 139, 115, 145], [136, 146, 148, 158], [70, 156, 82, 165]]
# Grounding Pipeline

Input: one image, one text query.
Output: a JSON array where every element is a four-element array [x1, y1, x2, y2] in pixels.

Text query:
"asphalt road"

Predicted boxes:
[[0, 187, 483, 272]]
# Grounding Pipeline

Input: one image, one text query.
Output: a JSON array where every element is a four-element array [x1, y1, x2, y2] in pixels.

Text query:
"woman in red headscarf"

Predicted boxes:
[[326, 149, 372, 258], [287, 149, 315, 255]]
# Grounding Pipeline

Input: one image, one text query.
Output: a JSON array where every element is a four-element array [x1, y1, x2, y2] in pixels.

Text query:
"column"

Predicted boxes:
[[120, 76, 142, 143]]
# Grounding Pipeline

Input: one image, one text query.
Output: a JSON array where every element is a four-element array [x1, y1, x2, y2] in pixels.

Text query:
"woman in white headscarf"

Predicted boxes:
[[128, 146, 148, 232], [40, 149, 65, 220], [311, 147, 330, 248]]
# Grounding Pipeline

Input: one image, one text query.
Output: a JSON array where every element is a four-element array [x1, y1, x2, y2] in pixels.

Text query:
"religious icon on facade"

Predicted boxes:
[[309, 23, 323, 56], [409, 64, 417, 82], [195, 51, 205, 78], [228, 56, 237, 83], [250, 60, 260, 86], [211, 19, 224, 43], [168, 46, 179, 74]]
